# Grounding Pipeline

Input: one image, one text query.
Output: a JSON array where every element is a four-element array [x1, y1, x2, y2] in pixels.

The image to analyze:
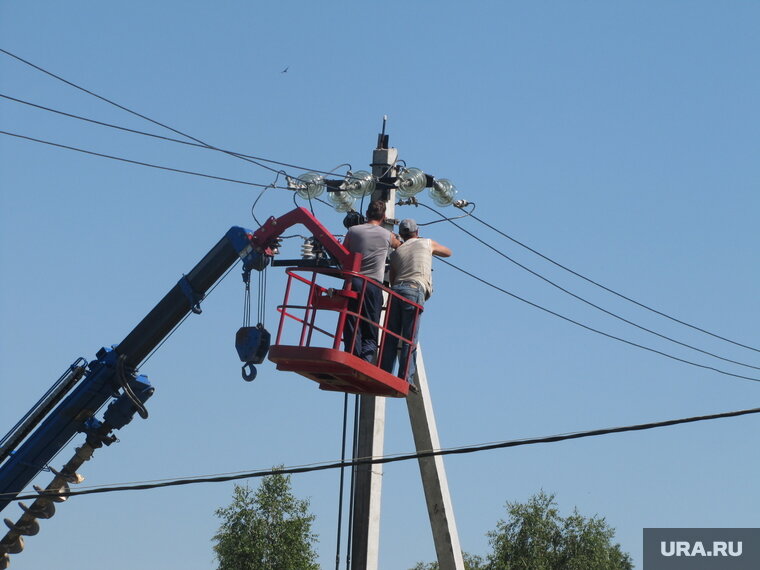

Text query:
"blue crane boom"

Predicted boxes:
[[0, 207, 361, 568]]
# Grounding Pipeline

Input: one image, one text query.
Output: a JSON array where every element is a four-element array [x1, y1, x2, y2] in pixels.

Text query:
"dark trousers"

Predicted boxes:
[[379, 283, 425, 381], [343, 277, 382, 362]]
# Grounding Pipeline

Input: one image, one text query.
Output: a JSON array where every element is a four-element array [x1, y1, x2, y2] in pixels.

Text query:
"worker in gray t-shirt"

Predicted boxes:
[[342, 200, 401, 362]]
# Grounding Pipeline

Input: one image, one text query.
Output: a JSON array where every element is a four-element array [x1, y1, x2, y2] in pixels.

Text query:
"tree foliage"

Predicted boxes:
[[410, 552, 486, 570], [410, 491, 631, 570], [212, 471, 319, 570], [486, 491, 632, 570]]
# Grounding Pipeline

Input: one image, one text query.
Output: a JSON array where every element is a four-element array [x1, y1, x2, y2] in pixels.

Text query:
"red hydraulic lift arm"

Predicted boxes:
[[249, 207, 362, 273]]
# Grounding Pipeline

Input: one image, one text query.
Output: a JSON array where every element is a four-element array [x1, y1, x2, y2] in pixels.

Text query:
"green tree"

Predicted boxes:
[[486, 491, 632, 570], [410, 491, 631, 570], [212, 471, 319, 570], [410, 552, 486, 570]]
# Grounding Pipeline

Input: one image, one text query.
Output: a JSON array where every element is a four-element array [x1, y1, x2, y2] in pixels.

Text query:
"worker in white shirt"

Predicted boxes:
[[379, 218, 452, 385]]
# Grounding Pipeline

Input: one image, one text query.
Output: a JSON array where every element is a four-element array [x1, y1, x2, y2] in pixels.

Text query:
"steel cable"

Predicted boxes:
[[436, 258, 760, 383], [467, 210, 760, 355], [420, 203, 760, 373], [5, 405, 758, 502]]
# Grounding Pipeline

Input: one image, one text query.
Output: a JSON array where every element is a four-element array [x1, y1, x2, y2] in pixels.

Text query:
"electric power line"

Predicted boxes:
[[414, 201, 476, 226], [6, 49, 754, 364], [0, 92, 360, 181], [4, 127, 748, 383], [5, 404, 758, 503], [5, 47, 756, 382], [9, 63, 754, 364], [467, 210, 760, 355], [419, 203, 760, 374], [0, 130, 290, 190], [0, 48, 287, 177], [5, 124, 756, 383], [437, 258, 760, 383]]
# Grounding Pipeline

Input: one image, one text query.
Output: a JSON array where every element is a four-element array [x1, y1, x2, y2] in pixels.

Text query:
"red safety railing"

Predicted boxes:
[[269, 267, 423, 397]]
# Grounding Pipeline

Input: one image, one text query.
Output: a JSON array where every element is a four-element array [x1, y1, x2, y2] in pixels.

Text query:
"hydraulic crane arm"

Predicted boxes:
[[0, 207, 357, 568], [117, 205, 358, 370]]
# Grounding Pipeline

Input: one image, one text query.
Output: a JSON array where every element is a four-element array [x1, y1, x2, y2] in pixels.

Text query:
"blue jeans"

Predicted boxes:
[[379, 283, 425, 382], [343, 277, 383, 362]]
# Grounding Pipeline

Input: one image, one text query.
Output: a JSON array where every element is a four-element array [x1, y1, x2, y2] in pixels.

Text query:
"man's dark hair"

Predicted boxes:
[[343, 211, 366, 229], [365, 200, 386, 221]]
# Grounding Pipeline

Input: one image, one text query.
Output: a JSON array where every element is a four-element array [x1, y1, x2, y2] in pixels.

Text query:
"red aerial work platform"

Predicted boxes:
[[268, 267, 422, 398]]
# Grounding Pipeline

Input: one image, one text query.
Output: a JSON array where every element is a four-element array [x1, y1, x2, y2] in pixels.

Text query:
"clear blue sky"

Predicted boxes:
[[1, 2, 758, 568]]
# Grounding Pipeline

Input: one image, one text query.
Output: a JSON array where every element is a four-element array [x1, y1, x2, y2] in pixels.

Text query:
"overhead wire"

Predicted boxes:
[[251, 171, 287, 226], [6, 45, 756, 486], [419, 202, 760, 373], [1, 51, 376, 218], [9, 50, 749, 362], [414, 200, 476, 226], [292, 190, 333, 212], [3, 116, 753, 380], [8, 72, 751, 366], [0, 130, 291, 190], [335, 394, 350, 570], [0, 82, 360, 234], [466, 210, 760, 355], [345, 396, 360, 570], [436, 258, 760, 383], [0, 48, 288, 177], [12, 49, 758, 538], [0, 92, 364, 181], [10, 120, 741, 382], [5, 404, 759, 502]]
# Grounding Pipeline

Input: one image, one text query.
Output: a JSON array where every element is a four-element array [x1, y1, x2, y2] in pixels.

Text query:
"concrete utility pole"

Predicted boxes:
[[406, 348, 465, 569], [349, 122, 396, 570], [349, 121, 464, 570]]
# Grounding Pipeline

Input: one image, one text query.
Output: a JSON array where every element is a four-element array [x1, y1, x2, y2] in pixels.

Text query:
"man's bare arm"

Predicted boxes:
[[431, 240, 452, 257]]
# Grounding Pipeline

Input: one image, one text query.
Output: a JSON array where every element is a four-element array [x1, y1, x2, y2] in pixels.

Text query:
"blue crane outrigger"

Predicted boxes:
[[0, 207, 420, 568]]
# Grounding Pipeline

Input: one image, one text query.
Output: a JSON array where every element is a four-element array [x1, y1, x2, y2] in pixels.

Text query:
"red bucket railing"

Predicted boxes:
[[273, 267, 423, 381]]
